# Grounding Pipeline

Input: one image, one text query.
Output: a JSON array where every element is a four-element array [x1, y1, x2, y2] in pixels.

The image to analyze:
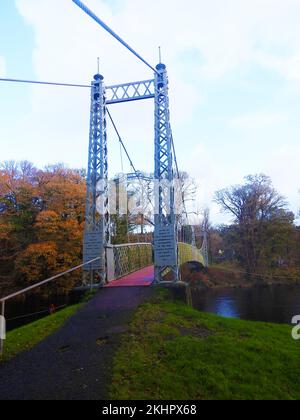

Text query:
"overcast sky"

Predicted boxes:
[[0, 0, 299, 224]]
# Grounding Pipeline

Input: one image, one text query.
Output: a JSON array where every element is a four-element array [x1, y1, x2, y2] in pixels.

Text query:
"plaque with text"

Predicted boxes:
[[154, 225, 177, 266], [83, 231, 103, 271]]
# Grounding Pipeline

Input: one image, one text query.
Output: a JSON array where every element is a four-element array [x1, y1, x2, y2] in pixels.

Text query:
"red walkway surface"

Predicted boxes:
[[106, 266, 154, 287]]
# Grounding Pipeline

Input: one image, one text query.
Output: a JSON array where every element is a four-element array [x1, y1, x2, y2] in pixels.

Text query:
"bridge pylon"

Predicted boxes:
[[154, 63, 179, 284], [83, 73, 110, 286]]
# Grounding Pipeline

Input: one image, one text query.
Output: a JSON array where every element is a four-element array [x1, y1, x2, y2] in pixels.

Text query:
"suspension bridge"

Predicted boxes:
[[76, 0, 208, 287], [0, 0, 209, 355]]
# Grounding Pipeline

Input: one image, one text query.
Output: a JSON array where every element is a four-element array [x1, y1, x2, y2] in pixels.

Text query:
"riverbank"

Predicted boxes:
[[110, 289, 300, 400], [184, 264, 300, 290], [0, 304, 82, 363]]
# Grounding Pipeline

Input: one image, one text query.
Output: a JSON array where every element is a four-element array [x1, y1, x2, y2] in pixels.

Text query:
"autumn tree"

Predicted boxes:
[[0, 162, 86, 293], [215, 174, 296, 274]]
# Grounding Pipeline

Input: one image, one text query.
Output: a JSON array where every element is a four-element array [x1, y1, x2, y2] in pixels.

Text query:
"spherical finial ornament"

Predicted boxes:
[[94, 74, 104, 81], [156, 63, 166, 72]]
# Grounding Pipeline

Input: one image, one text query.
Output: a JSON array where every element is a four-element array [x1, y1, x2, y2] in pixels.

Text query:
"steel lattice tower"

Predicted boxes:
[[83, 74, 110, 284], [154, 64, 179, 283]]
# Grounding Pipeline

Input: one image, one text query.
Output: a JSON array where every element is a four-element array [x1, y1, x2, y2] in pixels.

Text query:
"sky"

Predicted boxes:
[[0, 0, 299, 224]]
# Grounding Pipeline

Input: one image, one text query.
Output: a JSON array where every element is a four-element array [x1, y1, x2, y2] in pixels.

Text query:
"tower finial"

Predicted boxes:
[[159, 46, 162, 64], [97, 57, 100, 74]]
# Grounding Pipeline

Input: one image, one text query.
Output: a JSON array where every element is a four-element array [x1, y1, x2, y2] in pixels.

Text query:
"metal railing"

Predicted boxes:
[[0, 242, 205, 356], [178, 242, 205, 266], [0, 257, 101, 356], [106, 243, 152, 282]]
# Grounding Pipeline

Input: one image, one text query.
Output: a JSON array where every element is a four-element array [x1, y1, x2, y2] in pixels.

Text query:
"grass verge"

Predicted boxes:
[[0, 304, 82, 363], [110, 289, 300, 400]]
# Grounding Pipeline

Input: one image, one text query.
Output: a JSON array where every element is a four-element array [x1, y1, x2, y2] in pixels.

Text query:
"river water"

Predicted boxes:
[[192, 285, 300, 324], [4, 290, 85, 331], [5, 284, 300, 331]]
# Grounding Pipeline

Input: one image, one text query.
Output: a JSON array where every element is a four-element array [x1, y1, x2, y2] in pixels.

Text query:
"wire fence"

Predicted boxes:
[[6, 305, 67, 323], [0, 257, 101, 356]]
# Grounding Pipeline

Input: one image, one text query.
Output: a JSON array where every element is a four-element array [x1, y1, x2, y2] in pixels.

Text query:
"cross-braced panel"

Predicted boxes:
[[106, 80, 155, 104]]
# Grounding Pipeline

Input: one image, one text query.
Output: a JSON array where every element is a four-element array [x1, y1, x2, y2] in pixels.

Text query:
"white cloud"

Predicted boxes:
[[0, 57, 6, 77], [181, 142, 244, 224], [14, 0, 300, 148], [265, 144, 300, 216], [230, 112, 290, 129], [11, 0, 300, 223], [14, 0, 205, 173]]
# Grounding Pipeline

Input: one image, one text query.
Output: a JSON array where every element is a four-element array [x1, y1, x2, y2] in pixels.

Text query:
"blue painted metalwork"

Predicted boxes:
[[154, 63, 179, 283], [72, 0, 158, 74], [106, 79, 155, 104], [0, 77, 91, 88], [72, 2, 185, 284]]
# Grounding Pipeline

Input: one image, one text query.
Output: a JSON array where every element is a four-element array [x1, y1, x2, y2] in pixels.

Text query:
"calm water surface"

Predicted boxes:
[[192, 285, 300, 324], [5, 285, 300, 330]]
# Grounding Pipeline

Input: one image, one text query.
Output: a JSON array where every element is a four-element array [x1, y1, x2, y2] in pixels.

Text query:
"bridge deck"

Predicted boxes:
[[106, 266, 154, 287]]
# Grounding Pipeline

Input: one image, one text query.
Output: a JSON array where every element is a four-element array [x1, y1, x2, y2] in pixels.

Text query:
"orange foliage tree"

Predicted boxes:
[[0, 162, 86, 293]]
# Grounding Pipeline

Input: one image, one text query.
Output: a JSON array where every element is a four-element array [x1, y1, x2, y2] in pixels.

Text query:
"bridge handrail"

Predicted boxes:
[[106, 242, 153, 281], [1, 243, 152, 303], [0, 243, 153, 303], [106, 243, 151, 249], [1, 242, 204, 304], [0, 257, 101, 304]]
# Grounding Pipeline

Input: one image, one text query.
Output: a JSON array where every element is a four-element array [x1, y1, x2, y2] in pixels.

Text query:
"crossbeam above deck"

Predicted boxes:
[[106, 79, 155, 104]]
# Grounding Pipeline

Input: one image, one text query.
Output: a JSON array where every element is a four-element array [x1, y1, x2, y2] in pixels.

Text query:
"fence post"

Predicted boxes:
[[106, 246, 115, 283], [0, 300, 5, 357], [138, 245, 142, 269]]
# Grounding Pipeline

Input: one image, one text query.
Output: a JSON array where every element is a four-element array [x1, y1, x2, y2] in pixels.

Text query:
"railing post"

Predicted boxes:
[[0, 300, 5, 357], [138, 245, 142, 269], [106, 246, 116, 283]]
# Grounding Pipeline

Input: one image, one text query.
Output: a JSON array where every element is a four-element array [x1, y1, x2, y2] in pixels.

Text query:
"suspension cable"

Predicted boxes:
[[119, 142, 124, 174], [172, 132, 197, 246], [0, 77, 91, 89], [171, 133, 180, 179], [72, 0, 158, 75], [107, 108, 155, 213], [107, 108, 138, 174]]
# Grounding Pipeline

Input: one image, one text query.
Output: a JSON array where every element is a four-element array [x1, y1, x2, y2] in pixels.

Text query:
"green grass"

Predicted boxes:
[[110, 289, 300, 400], [1, 304, 82, 363]]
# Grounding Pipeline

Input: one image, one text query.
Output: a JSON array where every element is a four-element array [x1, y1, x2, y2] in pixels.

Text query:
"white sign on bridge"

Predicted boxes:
[[154, 225, 177, 267], [83, 231, 103, 271]]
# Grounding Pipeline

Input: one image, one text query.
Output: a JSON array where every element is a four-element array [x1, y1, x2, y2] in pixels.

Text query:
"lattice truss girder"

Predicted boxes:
[[85, 78, 109, 236], [106, 79, 155, 104], [154, 67, 174, 220]]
